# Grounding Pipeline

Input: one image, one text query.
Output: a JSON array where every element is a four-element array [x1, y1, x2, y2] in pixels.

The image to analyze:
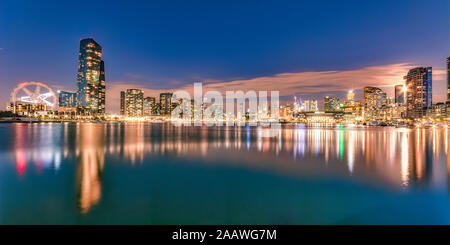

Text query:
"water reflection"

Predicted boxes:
[[6, 122, 450, 215], [76, 123, 104, 214]]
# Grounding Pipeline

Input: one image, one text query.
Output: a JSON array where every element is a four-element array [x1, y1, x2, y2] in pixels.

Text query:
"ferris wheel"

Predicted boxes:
[[10, 82, 58, 112]]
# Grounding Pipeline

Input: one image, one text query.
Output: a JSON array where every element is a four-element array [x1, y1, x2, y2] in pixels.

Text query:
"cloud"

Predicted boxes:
[[106, 63, 448, 113]]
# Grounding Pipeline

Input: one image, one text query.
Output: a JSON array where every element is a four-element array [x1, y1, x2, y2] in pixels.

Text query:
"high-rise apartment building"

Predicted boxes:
[[364, 86, 386, 121], [364, 87, 386, 109], [160, 92, 173, 116], [76, 38, 106, 114], [121, 89, 144, 117], [324, 96, 339, 112], [143, 97, 156, 116], [405, 67, 432, 119]]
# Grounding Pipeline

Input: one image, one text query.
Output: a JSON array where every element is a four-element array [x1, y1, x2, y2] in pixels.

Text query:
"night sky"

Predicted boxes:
[[0, 0, 449, 113]]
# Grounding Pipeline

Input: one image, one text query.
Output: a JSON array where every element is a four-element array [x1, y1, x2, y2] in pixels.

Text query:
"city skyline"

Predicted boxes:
[[0, 0, 449, 113], [1, 0, 450, 231]]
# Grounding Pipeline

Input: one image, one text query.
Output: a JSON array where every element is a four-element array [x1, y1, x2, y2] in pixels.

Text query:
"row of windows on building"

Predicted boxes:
[[119, 89, 177, 117]]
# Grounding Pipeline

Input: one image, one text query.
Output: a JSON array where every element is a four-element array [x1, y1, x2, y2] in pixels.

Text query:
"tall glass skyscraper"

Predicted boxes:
[[405, 67, 432, 119], [76, 38, 106, 114]]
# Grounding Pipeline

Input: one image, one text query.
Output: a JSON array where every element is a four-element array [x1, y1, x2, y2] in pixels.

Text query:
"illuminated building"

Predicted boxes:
[[347, 90, 355, 101], [8, 102, 47, 116], [344, 90, 358, 108], [123, 89, 144, 117], [160, 92, 173, 116], [292, 96, 300, 112], [303, 111, 338, 124], [405, 67, 432, 119], [143, 97, 156, 116], [343, 101, 362, 117], [120, 91, 125, 115], [58, 90, 77, 108], [386, 97, 395, 106], [427, 102, 447, 119], [279, 105, 292, 119], [190, 99, 196, 119], [364, 87, 386, 109], [300, 100, 318, 112], [364, 86, 386, 121], [76, 38, 106, 114], [395, 85, 405, 105], [323, 96, 339, 112], [154, 102, 161, 115]]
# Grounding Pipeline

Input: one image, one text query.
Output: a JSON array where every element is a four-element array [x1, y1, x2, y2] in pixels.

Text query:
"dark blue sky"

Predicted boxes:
[[0, 0, 449, 111]]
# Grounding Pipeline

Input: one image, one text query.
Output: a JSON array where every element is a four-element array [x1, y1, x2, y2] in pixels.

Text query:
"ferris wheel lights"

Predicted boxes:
[[10, 81, 57, 111]]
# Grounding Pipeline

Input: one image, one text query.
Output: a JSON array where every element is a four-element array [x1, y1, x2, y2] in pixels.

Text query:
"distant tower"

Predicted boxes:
[[405, 67, 432, 119], [324, 96, 339, 112], [347, 90, 355, 101], [76, 38, 106, 114]]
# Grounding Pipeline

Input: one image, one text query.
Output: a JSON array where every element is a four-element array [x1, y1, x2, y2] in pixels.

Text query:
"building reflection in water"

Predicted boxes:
[[9, 122, 450, 214], [75, 123, 104, 214], [100, 123, 448, 189]]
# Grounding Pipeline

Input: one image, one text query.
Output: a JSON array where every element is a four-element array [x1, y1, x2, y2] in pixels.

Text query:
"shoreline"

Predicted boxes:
[[0, 119, 447, 129]]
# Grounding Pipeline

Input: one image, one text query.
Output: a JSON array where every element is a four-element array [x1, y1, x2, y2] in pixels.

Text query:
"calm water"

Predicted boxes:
[[0, 122, 449, 224]]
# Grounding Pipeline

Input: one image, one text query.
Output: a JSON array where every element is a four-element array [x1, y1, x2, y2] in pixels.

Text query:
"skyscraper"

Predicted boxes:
[[120, 91, 125, 115], [364, 87, 386, 109], [394, 85, 405, 105], [347, 90, 355, 101], [364, 86, 386, 121], [76, 38, 106, 114], [405, 67, 432, 119], [123, 89, 144, 117], [160, 92, 173, 116], [324, 96, 339, 112], [143, 97, 156, 116]]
